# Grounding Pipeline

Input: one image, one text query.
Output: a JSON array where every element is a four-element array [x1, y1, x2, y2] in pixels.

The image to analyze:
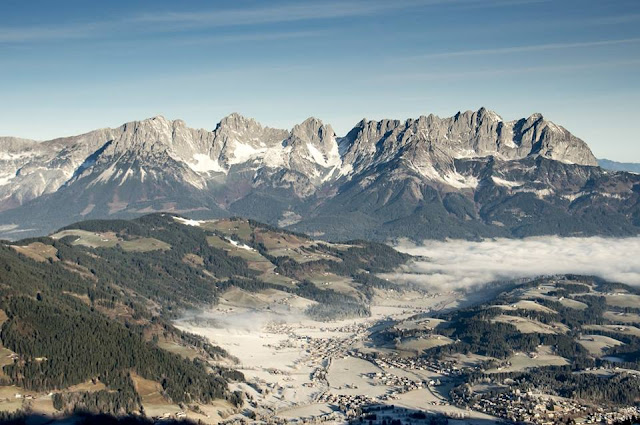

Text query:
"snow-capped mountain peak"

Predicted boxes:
[[1, 107, 625, 242]]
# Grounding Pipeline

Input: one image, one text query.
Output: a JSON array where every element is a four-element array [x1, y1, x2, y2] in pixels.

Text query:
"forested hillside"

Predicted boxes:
[[0, 242, 243, 417], [379, 276, 640, 422], [0, 213, 410, 419]]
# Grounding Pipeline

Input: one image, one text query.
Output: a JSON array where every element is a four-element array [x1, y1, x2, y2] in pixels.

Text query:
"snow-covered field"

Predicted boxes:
[[175, 287, 500, 424]]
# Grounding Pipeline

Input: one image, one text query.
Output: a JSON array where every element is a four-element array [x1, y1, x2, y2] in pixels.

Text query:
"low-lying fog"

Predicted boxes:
[[386, 236, 640, 290], [177, 308, 306, 332]]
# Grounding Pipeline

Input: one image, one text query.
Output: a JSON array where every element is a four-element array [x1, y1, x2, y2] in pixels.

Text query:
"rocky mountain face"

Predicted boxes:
[[0, 108, 637, 240]]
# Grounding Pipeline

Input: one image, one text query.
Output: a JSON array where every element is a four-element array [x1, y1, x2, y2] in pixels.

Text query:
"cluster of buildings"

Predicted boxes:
[[347, 404, 468, 425], [316, 391, 377, 419], [221, 412, 344, 424], [364, 351, 467, 378], [365, 371, 436, 394], [454, 387, 640, 425]]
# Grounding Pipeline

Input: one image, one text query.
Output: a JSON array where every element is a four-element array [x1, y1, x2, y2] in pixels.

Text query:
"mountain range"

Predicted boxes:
[[598, 158, 640, 174], [1, 108, 639, 241]]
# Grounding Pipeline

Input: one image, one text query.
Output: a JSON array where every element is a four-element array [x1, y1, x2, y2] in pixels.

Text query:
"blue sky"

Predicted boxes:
[[1, 0, 639, 161]]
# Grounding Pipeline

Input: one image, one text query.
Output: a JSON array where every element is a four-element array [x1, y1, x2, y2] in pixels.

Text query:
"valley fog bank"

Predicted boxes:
[[386, 236, 640, 290], [177, 308, 307, 332]]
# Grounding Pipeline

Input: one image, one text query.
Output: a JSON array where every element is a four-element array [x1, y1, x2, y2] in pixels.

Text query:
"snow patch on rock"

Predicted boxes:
[[228, 142, 267, 165], [492, 176, 523, 188], [188, 153, 226, 174]]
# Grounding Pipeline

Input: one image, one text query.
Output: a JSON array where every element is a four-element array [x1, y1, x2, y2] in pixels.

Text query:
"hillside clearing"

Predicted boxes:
[[11, 242, 58, 262], [577, 335, 625, 356], [51, 229, 170, 251], [491, 315, 568, 334]]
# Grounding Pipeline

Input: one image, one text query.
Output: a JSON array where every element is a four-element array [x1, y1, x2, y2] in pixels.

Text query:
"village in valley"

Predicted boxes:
[[175, 273, 640, 425]]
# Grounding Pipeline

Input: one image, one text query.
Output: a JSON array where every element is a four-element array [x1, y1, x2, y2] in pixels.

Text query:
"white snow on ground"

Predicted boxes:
[[228, 141, 267, 165], [262, 145, 290, 168], [0, 151, 38, 160], [0, 174, 14, 185], [325, 137, 342, 168], [89, 162, 118, 186], [176, 289, 497, 424], [188, 153, 226, 173], [227, 238, 255, 251], [306, 142, 342, 169], [443, 171, 478, 189], [491, 176, 523, 188], [173, 216, 205, 227], [408, 161, 478, 189], [513, 187, 555, 199], [411, 162, 441, 181], [338, 162, 353, 177], [119, 168, 134, 186], [306, 143, 329, 167], [452, 148, 482, 159], [306, 137, 343, 181], [321, 166, 338, 182]]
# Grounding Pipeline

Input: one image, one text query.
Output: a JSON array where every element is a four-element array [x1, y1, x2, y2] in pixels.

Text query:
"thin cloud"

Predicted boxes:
[[375, 59, 640, 82], [383, 236, 640, 291], [131, 0, 429, 26], [0, 0, 554, 44], [0, 22, 109, 43], [124, 0, 557, 27], [0, 0, 428, 44], [166, 30, 331, 47], [404, 38, 640, 60], [457, 0, 551, 8], [576, 13, 640, 26]]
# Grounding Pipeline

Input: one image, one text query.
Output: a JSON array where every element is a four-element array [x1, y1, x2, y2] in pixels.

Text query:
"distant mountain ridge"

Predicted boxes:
[[0, 108, 638, 241], [598, 158, 640, 174]]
